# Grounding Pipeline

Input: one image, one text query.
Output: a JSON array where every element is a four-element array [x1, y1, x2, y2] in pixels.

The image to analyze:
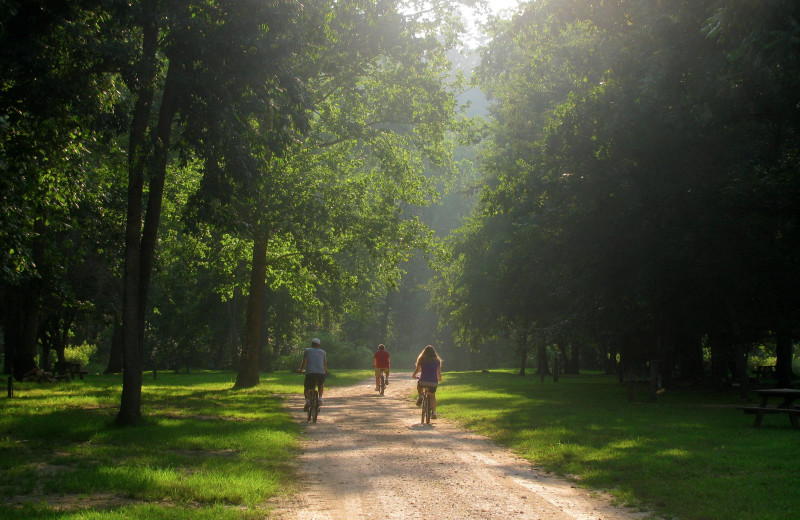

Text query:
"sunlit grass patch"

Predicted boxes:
[[2, 368, 372, 514], [2, 502, 269, 520], [1, 370, 333, 518]]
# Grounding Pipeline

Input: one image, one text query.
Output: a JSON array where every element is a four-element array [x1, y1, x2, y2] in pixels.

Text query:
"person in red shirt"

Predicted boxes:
[[373, 343, 391, 391]]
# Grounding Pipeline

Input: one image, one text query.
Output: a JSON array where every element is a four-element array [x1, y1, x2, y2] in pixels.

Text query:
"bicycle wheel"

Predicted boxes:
[[379, 374, 385, 396], [307, 390, 316, 422], [425, 393, 431, 424], [312, 388, 320, 422]]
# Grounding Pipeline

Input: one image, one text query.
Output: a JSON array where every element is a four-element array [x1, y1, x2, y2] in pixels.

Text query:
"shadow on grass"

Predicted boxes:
[[438, 371, 800, 520]]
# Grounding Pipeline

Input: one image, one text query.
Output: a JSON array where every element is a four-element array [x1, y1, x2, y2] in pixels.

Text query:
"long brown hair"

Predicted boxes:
[[416, 345, 441, 365]]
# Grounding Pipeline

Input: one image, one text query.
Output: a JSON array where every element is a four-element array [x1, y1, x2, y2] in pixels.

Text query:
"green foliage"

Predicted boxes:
[[0, 0, 128, 286], [0, 0, 130, 378], [319, 337, 373, 370], [63, 342, 97, 367], [276, 333, 374, 371], [439, 0, 800, 379], [1, 0, 474, 384]]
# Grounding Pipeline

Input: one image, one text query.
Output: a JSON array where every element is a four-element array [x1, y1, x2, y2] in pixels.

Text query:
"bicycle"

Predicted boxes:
[[307, 386, 320, 423], [414, 376, 434, 424], [379, 371, 386, 396], [297, 369, 322, 423], [420, 386, 432, 424]]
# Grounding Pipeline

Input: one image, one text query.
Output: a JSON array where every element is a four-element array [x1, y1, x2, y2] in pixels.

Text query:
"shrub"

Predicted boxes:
[[64, 342, 97, 367]]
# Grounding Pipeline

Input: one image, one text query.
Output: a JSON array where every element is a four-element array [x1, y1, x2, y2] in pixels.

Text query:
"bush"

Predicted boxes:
[[64, 342, 97, 367], [324, 340, 373, 369]]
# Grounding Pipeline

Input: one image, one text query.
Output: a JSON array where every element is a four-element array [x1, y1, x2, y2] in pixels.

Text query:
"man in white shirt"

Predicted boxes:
[[298, 337, 328, 410]]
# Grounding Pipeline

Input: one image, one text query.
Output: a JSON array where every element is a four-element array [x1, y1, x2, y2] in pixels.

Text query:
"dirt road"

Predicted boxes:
[[269, 372, 650, 520]]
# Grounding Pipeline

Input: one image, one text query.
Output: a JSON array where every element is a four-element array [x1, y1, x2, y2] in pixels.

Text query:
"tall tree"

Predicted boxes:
[[442, 0, 800, 384], [0, 0, 126, 379], [704, 0, 800, 385], [117, 0, 311, 424], [219, 0, 464, 388]]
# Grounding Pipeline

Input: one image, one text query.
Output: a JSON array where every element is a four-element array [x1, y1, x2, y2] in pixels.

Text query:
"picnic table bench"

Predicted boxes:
[[753, 365, 776, 379], [738, 388, 800, 428], [53, 361, 88, 380]]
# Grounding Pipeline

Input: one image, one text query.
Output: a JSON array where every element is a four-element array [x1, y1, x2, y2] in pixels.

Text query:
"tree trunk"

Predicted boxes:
[[676, 333, 703, 382], [775, 325, 794, 388], [19, 298, 40, 379], [10, 217, 45, 380], [7, 287, 39, 380], [731, 342, 749, 399], [137, 61, 180, 342], [41, 321, 53, 371], [117, 142, 145, 425], [259, 288, 272, 372], [537, 344, 547, 381], [52, 313, 71, 365], [707, 332, 724, 389], [3, 294, 19, 376], [224, 296, 240, 369], [40, 313, 66, 371], [2, 308, 12, 374], [553, 355, 559, 382], [105, 320, 124, 374], [119, 63, 179, 425], [235, 234, 268, 388], [116, 6, 166, 426], [568, 343, 580, 375], [767, 109, 794, 387], [661, 339, 674, 389]]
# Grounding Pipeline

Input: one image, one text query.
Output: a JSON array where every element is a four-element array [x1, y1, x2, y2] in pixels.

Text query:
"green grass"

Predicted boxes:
[[439, 370, 800, 520], [0, 369, 369, 520], [5, 368, 797, 520]]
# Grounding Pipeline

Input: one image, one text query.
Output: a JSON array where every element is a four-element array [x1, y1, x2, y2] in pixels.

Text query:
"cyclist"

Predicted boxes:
[[298, 337, 327, 411], [374, 343, 391, 391], [412, 345, 442, 419]]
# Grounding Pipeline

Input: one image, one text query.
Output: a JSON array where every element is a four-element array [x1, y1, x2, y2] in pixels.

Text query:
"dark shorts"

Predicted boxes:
[[304, 373, 326, 391], [417, 381, 437, 394]]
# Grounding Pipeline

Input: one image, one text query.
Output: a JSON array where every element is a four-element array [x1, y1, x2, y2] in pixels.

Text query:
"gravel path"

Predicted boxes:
[[269, 372, 650, 520]]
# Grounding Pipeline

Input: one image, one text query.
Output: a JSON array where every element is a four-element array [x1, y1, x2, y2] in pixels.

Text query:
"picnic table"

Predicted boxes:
[[53, 361, 88, 380], [739, 388, 800, 427], [753, 365, 776, 379]]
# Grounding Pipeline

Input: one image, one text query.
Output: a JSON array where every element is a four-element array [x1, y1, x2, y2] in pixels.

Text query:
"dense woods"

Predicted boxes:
[[2, 0, 799, 422], [432, 0, 800, 389]]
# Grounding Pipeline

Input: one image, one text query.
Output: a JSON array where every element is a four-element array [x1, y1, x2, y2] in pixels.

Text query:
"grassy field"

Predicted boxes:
[[0, 369, 370, 520], [2, 369, 798, 520], [439, 370, 800, 520]]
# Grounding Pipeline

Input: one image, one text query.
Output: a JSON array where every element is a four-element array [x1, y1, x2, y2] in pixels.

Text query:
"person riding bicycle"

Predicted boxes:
[[412, 345, 442, 419], [298, 337, 327, 411], [374, 343, 391, 391]]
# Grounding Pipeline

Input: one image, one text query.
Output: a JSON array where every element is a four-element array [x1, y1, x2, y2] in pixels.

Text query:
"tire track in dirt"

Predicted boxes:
[[269, 372, 652, 520]]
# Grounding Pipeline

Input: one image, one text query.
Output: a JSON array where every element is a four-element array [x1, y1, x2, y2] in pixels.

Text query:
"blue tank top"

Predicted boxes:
[[419, 359, 440, 383]]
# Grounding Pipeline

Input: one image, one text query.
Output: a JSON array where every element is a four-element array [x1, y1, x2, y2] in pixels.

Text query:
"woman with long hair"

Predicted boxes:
[[412, 345, 442, 418]]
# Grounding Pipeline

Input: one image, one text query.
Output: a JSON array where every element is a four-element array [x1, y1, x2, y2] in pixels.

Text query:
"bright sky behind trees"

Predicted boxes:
[[461, 0, 521, 47]]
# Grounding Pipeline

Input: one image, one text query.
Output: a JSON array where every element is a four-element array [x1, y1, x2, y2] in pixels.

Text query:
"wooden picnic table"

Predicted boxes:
[[753, 365, 776, 379], [53, 361, 88, 380], [739, 388, 800, 428]]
